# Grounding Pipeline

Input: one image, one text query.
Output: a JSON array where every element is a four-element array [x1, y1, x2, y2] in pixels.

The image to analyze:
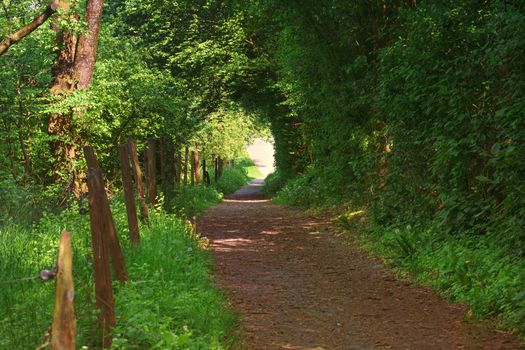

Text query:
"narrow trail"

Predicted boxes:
[[198, 184, 523, 349], [198, 142, 523, 349]]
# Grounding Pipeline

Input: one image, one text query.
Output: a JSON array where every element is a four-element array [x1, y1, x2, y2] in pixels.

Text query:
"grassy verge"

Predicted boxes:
[[0, 156, 257, 349], [0, 201, 237, 349], [268, 171, 525, 339], [165, 156, 258, 217]]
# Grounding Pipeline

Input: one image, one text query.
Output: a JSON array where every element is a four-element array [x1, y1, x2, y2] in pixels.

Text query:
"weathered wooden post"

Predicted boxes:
[[84, 146, 128, 347], [51, 231, 76, 350], [183, 146, 189, 186], [119, 144, 140, 245], [193, 143, 201, 184], [84, 148, 116, 348], [146, 138, 157, 203], [127, 139, 149, 221]]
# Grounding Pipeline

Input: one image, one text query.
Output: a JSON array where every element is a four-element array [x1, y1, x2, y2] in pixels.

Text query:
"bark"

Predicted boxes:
[[193, 143, 201, 184], [48, 0, 105, 197], [48, 0, 78, 197], [168, 141, 175, 187], [175, 150, 182, 187], [127, 139, 149, 221], [119, 144, 140, 245], [159, 135, 166, 190], [146, 138, 156, 204], [73, 0, 104, 88], [0, 3, 57, 56], [183, 146, 189, 186], [190, 151, 195, 185]]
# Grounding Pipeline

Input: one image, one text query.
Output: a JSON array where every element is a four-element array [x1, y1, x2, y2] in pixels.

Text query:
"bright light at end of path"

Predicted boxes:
[[247, 138, 275, 179]]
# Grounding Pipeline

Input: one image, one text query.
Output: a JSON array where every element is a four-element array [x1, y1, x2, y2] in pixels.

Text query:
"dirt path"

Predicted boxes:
[[198, 182, 524, 350]]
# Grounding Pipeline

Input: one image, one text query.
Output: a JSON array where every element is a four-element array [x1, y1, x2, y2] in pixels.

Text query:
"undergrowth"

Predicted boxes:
[[0, 156, 254, 348], [0, 201, 238, 349]]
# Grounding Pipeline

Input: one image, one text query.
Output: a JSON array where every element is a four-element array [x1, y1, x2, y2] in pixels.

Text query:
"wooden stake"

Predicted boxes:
[[146, 138, 156, 203], [119, 144, 140, 245], [84, 149, 116, 348], [84, 146, 128, 283], [51, 231, 76, 350], [127, 139, 148, 221]]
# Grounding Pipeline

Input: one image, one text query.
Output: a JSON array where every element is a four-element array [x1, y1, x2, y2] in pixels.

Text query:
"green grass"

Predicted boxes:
[[213, 157, 256, 195], [236, 157, 263, 180], [350, 222, 525, 336], [0, 199, 238, 349], [0, 156, 258, 349]]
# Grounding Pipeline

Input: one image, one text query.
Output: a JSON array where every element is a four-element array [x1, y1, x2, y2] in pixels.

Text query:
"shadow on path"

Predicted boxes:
[[198, 181, 523, 350]]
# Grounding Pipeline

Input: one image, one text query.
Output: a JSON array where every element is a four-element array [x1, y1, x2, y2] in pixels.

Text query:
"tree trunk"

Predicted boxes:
[[193, 143, 201, 184], [73, 0, 104, 88], [48, 0, 104, 197], [190, 151, 195, 186], [175, 149, 181, 187], [127, 139, 148, 221], [183, 146, 189, 186], [146, 138, 156, 204], [119, 144, 140, 245], [159, 135, 166, 191], [168, 141, 175, 188]]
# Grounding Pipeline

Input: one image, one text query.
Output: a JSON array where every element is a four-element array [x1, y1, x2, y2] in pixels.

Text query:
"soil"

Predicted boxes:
[[198, 182, 524, 350]]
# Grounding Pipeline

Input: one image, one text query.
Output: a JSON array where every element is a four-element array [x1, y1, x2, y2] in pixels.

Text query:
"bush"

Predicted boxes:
[[215, 167, 249, 195]]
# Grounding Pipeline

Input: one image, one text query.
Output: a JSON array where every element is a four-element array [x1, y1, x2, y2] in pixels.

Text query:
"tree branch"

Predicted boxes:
[[0, 3, 58, 56]]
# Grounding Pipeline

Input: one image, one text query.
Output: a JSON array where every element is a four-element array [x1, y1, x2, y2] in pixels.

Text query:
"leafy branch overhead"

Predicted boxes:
[[0, 1, 58, 56]]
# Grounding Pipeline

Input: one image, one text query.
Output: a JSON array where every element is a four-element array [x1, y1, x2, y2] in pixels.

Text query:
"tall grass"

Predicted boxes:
[[0, 200, 237, 349]]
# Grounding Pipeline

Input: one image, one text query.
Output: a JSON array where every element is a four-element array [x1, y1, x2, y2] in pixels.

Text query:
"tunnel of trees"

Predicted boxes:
[[2, 0, 525, 347]]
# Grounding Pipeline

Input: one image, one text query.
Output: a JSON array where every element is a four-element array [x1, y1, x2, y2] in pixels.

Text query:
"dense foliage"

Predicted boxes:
[[259, 0, 525, 336]]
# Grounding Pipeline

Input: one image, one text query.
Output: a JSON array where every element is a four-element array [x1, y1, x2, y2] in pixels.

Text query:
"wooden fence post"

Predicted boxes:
[[84, 146, 128, 347], [119, 144, 140, 245], [127, 139, 148, 221], [146, 138, 156, 203], [51, 231, 76, 350]]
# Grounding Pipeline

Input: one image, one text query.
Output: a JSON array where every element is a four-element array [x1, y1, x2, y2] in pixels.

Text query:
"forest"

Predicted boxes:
[[1, 0, 525, 348]]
